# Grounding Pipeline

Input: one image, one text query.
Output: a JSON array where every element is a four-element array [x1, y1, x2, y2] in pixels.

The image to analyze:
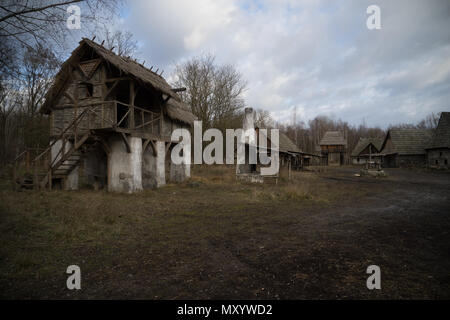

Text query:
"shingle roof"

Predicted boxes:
[[351, 137, 384, 157], [40, 38, 196, 125], [319, 131, 347, 146], [278, 132, 302, 153], [428, 112, 450, 149], [381, 128, 432, 155]]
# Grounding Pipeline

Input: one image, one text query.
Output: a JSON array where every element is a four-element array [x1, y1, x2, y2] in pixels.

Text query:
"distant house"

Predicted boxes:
[[236, 108, 314, 181], [319, 131, 347, 166], [426, 112, 450, 169], [379, 129, 432, 168], [351, 137, 383, 165]]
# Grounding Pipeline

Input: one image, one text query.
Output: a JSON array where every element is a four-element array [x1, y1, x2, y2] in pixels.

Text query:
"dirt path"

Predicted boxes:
[[1, 167, 449, 299]]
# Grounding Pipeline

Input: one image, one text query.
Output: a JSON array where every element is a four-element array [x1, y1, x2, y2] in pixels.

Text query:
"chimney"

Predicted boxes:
[[243, 107, 255, 131]]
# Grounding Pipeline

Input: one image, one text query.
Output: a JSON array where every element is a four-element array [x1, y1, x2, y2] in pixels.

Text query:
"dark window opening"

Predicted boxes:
[[445, 159, 448, 165], [79, 83, 93, 99], [86, 83, 93, 97], [440, 151, 443, 157], [435, 160, 439, 165]]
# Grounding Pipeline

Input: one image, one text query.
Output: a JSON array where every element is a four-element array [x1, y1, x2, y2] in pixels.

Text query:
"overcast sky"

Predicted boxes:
[[117, 0, 450, 128]]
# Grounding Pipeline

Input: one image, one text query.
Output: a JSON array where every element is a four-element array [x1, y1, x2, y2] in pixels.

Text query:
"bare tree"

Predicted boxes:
[[173, 54, 247, 130], [254, 108, 275, 128], [417, 112, 440, 130], [0, 0, 121, 48], [101, 27, 138, 57]]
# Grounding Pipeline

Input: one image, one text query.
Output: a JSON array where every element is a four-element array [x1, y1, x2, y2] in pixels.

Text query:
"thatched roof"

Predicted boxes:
[[319, 131, 347, 146], [381, 128, 432, 155], [256, 127, 302, 153], [427, 112, 450, 149], [40, 38, 195, 126], [351, 137, 383, 157]]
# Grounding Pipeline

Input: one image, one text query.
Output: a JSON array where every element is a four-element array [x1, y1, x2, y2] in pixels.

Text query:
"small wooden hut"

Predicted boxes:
[[351, 137, 383, 165], [379, 128, 432, 168], [319, 131, 347, 166], [426, 112, 450, 169]]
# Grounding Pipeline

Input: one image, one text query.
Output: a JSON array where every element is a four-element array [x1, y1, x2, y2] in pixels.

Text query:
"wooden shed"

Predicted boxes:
[[319, 131, 347, 166], [379, 128, 432, 168], [426, 112, 450, 169], [351, 137, 383, 165]]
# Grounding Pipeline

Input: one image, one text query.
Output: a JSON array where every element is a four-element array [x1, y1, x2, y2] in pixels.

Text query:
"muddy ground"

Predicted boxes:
[[0, 166, 449, 299]]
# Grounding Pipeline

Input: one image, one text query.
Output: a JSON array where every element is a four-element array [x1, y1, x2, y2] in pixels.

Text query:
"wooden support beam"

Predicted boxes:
[[172, 87, 186, 93], [104, 80, 119, 99], [105, 77, 130, 82], [97, 137, 111, 155], [165, 142, 172, 155], [163, 94, 171, 104], [143, 139, 157, 155], [120, 132, 131, 153], [150, 140, 157, 155], [129, 81, 135, 129]]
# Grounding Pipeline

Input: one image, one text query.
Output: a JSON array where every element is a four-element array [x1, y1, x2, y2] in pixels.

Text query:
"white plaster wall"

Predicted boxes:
[[155, 140, 166, 187], [142, 145, 157, 188], [107, 135, 143, 193]]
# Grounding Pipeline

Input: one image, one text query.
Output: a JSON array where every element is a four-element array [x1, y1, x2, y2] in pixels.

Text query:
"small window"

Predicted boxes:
[[445, 159, 448, 165], [440, 151, 443, 157], [435, 160, 439, 165]]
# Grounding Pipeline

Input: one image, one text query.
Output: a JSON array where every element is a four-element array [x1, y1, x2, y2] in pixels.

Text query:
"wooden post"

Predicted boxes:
[[288, 158, 292, 181], [34, 163, 38, 190], [26, 150, 30, 172], [129, 81, 135, 129], [12, 162, 17, 191], [49, 170, 52, 191], [160, 105, 164, 137]]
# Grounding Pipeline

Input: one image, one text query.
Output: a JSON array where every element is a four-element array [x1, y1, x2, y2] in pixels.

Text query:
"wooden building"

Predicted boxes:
[[351, 137, 383, 165], [319, 131, 347, 166], [379, 128, 432, 168], [16, 38, 195, 192], [236, 108, 307, 182], [426, 112, 450, 169]]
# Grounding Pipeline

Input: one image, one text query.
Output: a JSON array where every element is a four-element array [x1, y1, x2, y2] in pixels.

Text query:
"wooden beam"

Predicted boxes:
[[120, 132, 131, 153], [165, 142, 172, 155], [96, 137, 111, 155], [104, 80, 119, 99], [150, 140, 157, 155], [172, 87, 186, 93], [163, 95, 171, 104], [105, 77, 130, 82], [129, 81, 135, 129], [143, 139, 157, 155]]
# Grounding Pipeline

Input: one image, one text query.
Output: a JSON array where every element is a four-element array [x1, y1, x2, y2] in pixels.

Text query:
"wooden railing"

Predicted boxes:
[[52, 100, 161, 136], [114, 101, 161, 134]]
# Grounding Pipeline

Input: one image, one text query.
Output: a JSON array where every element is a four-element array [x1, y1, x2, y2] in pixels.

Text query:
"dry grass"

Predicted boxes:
[[1, 165, 448, 299]]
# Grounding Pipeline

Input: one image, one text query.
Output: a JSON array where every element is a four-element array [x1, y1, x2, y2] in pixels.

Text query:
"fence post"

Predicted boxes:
[[34, 162, 38, 190], [12, 162, 17, 191]]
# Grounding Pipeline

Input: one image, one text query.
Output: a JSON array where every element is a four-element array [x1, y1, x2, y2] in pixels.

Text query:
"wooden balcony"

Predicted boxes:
[[52, 100, 162, 137]]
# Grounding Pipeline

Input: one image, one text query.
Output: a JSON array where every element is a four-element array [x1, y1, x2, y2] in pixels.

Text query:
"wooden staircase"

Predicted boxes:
[[13, 107, 93, 190]]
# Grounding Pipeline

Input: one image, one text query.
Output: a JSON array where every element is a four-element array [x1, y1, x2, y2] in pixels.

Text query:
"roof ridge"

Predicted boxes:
[[81, 37, 164, 80]]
